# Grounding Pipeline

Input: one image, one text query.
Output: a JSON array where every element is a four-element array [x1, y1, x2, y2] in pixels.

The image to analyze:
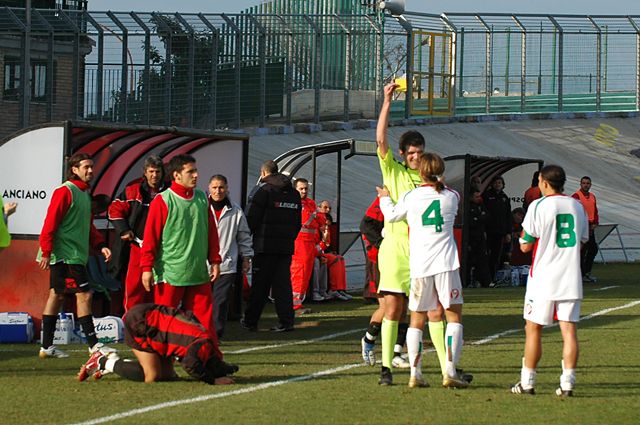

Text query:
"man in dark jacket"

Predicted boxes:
[[482, 176, 512, 281], [108, 155, 167, 312], [468, 189, 491, 287], [242, 160, 301, 332]]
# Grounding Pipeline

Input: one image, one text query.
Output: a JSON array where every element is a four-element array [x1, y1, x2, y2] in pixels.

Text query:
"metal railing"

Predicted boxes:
[[2, 8, 640, 139]]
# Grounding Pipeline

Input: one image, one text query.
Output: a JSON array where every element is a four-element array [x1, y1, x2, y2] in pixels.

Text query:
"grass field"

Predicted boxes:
[[1, 263, 639, 425]]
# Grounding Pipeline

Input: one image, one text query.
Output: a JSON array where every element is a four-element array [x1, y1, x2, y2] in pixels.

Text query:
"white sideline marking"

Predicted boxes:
[[0, 329, 364, 355], [69, 363, 362, 425], [68, 300, 640, 425], [225, 329, 363, 354], [593, 286, 620, 291]]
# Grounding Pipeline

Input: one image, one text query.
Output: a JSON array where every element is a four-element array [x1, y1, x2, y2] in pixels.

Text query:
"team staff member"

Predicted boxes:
[[0, 195, 17, 252], [78, 303, 238, 384], [379, 153, 469, 389], [108, 155, 167, 311], [373, 82, 447, 386], [290, 178, 326, 311], [360, 197, 384, 302], [523, 171, 542, 212], [140, 154, 222, 354], [37, 153, 112, 358], [242, 160, 301, 332], [572, 176, 599, 283], [208, 174, 253, 339], [511, 165, 588, 396], [483, 176, 512, 281]]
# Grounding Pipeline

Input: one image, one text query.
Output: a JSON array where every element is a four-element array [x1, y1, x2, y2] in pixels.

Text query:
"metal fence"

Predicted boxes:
[[391, 12, 640, 118], [2, 8, 640, 139]]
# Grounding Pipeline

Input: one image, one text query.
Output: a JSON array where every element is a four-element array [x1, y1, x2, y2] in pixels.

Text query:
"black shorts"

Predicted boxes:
[[124, 303, 152, 351], [50, 263, 90, 294]]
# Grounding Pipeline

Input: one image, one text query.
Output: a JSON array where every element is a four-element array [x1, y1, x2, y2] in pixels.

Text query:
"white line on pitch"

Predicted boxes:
[[68, 299, 640, 425], [225, 328, 363, 354], [593, 286, 620, 291], [68, 363, 363, 425]]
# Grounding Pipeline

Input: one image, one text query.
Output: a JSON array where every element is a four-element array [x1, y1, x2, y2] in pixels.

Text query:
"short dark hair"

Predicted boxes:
[[491, 175, 505, 186], [581, 176, 591, 182], [540, 165, 566, 192], [143, 155, 164, 173], [531, 171, 540, 187], [66, 152, 92, 180], [209, 174, 228, 184], [261, 160, 278, 175], [167, 154, 196, 180], [294, 177, 309, 187], [398, 130, 425, 153]]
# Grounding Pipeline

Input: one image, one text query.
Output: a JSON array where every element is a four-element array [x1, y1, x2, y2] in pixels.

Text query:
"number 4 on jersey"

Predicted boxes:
[[422, 200, 444, 232]]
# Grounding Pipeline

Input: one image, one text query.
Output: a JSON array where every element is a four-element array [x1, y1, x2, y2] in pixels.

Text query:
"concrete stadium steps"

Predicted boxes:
[[246, 116, 640, 263]]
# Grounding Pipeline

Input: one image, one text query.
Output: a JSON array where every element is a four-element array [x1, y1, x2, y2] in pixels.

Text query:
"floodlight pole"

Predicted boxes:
[[394, 14, 413, 119]]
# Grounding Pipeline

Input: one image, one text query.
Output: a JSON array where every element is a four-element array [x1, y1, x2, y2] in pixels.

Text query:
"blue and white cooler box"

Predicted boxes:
[[92, 316, 125, 344], [0, 312, 34, 343]]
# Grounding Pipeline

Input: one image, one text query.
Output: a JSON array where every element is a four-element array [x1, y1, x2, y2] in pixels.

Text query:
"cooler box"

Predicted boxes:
[[0, 312, 34, 343], [73, 316, 125, 344], [94, 316, 125, 344]]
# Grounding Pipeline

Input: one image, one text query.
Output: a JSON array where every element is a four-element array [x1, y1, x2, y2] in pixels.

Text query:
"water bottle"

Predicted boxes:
[[511, 269, 519, 287]]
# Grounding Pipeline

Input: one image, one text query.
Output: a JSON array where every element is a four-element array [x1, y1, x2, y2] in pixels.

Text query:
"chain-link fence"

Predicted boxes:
[[2, 7, 640, 139], [393, 12, 640, 118]]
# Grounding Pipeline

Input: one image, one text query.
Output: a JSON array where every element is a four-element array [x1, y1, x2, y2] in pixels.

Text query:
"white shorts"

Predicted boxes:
[[523, 298, 581, 326], [409, 269, 463, 312]]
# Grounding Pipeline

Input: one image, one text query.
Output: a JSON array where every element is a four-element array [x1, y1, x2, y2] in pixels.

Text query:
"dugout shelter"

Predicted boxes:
[[272, 142, 543, 286], [0, 121, 249, 327]]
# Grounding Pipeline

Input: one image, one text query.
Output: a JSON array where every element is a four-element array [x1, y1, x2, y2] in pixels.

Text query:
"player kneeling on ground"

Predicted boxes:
[[78, 303, 238, 385], [378, 152, 469, 389], [511, 165, 588, 397]]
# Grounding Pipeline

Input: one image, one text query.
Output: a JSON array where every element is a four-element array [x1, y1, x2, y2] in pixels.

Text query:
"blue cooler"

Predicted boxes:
[[0, 312, 34, 343]]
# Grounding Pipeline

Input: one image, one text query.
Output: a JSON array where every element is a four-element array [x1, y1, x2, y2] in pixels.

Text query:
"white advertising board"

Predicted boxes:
[[0, 126, 65, 236]]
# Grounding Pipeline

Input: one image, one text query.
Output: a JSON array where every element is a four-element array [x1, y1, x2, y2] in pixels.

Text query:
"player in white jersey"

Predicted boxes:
[[511, 165, 588, 397], [378, 153, 469, 389]]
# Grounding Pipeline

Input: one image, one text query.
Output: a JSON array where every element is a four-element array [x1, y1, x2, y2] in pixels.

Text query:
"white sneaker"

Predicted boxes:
[[392, 354, 410, 369], [312, 293, 326, 302], [361, 337, 376, 366], [329, 291, 349, 301], [39, 345, 69, 359], [323, 291, 336, 300], [89, 342, 117, 355], [338, 291, 353, 300]]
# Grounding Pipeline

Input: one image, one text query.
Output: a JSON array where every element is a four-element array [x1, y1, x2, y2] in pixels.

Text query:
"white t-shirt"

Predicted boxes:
[[521, 194, 589, 300], [380, 185, 460, 278]]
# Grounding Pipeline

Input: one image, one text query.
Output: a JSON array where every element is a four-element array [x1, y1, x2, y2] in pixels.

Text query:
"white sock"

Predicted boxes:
[[560, 360, 576, 390], [520, 357, 536, 389], [394, 344, 403, 355], [445, 322, 463, 377], [406, 327, 423, 379], [104, 357, 119, 373]]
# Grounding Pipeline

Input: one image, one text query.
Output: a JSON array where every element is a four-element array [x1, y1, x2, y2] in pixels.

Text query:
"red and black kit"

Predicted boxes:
[[124, 303, 223, 383]]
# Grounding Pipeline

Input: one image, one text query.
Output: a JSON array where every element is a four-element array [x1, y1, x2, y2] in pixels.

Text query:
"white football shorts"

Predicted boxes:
[[523, 298, 581, 325], [409, 269, 463, 312]]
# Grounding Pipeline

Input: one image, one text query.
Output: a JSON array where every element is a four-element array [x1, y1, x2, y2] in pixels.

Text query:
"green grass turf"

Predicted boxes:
[[1, 263, 639, 424]]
